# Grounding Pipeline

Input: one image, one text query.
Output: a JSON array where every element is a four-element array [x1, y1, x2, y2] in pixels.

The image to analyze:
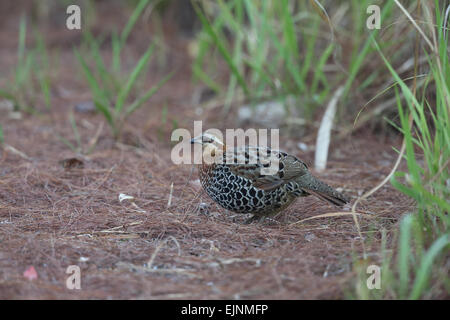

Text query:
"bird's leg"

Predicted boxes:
[[260, 210, 284, 225], [244, 215, 262, 224], [244, 214, 279, 225]]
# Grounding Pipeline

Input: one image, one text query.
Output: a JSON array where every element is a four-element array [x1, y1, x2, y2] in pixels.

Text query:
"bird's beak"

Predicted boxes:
[[190, 135, 202, 144]]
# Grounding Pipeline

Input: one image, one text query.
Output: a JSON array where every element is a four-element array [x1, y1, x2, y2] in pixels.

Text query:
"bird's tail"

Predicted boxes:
[[296, 173, 349, 207]]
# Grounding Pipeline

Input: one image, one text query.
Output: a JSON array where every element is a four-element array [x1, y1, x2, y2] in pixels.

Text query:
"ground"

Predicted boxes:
[[0, 3, 416, 299]]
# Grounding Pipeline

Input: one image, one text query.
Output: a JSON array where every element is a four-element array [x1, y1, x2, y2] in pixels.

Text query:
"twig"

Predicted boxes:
[[116, 262, 198, 278], [394, 0, 434, 51], [86, 121, 104, 154], [167, 182, 174, 208], [315, 86, 344, 171], [147, 236, 181, 269], [4, 144, 32, 161], [290, 211, 370, 226]]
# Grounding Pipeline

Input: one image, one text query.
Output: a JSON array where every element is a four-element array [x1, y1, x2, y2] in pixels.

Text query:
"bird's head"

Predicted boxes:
[[190, 133, 225, 161], [190, 132, 224, 147]]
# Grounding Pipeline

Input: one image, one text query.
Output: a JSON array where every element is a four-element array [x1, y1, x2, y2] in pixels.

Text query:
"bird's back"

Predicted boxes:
[[199, 146, 308, 215]]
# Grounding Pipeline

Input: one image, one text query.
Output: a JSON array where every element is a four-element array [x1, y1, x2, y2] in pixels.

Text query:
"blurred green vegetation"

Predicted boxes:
[[191, 0, 403, 117], [76, 0, 173, 140], [0, 15, 54, 112]]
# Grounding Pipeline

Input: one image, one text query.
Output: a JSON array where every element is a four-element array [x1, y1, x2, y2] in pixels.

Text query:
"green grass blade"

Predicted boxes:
[[0, 124, 4, 146], [115, 43, 155, 114], [84, 31, 116, 95], [56, 134, 77, 153], [124, 71, 174, 119], [16, 51, 35, 87], [0, 89, 15, 100], [409, 234, 450, 299], [343, 0, 394, 98], [281, 0, 299, 62], [398, 214, 413, 299], [94, 100, 114, 127], [75, 49, 109, 109], [112, 30, 121, 74], [267, 21, 305, 92], [120, 0, 150, 45], [311, 42, 334, 94], [17, 15, 26, 73], [192, 65, 221, 94], [193, 2, 249, 95]]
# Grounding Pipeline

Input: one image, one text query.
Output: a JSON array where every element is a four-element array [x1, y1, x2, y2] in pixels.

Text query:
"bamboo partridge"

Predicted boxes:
[[191, 133, 349, 223]]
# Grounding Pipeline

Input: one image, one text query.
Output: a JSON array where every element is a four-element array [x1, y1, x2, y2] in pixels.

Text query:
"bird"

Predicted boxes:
[[191, 133, 349, 223]]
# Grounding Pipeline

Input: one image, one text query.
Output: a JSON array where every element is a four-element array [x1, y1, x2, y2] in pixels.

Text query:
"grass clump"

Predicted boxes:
[[352, 1, 449, 299], [191, 0, 400, 118], [76, 0, 173, 140], [0, 15, 53, 112]]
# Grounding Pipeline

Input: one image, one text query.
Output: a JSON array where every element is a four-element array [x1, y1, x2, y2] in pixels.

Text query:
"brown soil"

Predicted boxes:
[[0, 2, 415, 299]]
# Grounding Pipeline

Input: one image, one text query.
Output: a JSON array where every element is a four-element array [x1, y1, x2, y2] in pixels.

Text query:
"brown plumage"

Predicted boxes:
[[191, 133, 349, 223]]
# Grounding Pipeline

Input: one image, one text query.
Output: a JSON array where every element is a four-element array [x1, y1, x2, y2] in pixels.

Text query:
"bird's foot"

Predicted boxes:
[[244, 215, 279, 225], [244, 215, 264, 224]]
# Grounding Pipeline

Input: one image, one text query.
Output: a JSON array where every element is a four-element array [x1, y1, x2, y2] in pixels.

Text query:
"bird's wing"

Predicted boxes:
[[225, 147, 309, 191]]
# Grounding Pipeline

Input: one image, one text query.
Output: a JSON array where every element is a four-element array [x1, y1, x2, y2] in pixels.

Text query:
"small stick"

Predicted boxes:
[[315, 86, 344, 171], [167, 182, 174, 208]]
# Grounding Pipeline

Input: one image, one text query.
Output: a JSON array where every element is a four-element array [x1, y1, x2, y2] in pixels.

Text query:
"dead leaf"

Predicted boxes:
[[23, 266, 38, 281], [59, 157, 84, 169]]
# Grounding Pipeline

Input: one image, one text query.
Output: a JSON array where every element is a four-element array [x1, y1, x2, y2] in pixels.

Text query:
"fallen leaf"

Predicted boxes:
[[119, 193, 134, 202], [23, 266, 38, 281], [59, 157, 84, 169]]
